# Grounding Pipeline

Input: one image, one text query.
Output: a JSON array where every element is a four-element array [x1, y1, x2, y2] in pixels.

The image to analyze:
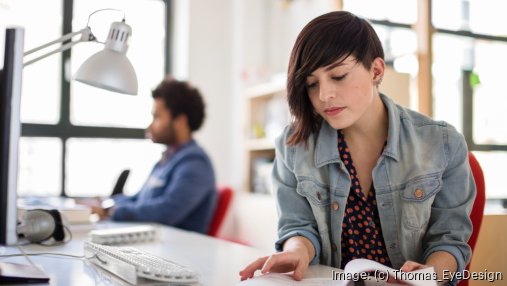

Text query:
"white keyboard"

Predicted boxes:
[[89, 225, 158, 245], [84, 241, 198, 285]]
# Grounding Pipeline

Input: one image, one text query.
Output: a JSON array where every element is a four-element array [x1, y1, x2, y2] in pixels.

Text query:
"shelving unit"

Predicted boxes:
[[244, 80, 289, 194]]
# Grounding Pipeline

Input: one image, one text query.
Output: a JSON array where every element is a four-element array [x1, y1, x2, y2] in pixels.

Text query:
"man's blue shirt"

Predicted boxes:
[[111, 139, 217, 234]]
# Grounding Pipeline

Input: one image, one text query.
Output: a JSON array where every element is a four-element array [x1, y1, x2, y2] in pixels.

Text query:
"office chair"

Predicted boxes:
[[111, 169, 130, 196], [459, 152, 486, 286], [208, 186, 233, 237]]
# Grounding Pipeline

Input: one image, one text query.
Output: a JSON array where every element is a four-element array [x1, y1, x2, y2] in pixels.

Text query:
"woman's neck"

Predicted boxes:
[[343, 92, 388, 144]]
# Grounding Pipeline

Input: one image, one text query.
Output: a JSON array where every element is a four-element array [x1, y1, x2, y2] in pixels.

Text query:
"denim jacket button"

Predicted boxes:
[[317, 192, 322, 201], [414, 188, 424, 199], [332, 202, 339, 211]]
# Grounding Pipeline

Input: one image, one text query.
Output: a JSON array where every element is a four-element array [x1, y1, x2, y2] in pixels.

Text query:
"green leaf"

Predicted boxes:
[[469, 71, 481, 89]]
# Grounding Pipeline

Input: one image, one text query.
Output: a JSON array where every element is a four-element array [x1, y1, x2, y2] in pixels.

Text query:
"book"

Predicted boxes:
[[0, 262, 50, 283], [238, 259, 438, 286], [339, 258, 438, 286]]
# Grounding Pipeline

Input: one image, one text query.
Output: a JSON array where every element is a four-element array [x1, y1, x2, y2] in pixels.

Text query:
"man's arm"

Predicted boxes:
[[111, 156, 215, 226]]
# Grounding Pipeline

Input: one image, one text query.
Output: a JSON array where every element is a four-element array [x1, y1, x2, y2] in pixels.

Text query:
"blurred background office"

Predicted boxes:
[[1, 0, 506, 278]]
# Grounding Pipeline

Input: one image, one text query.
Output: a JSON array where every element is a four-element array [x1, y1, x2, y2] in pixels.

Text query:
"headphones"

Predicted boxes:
[[16, 209, 66, 244]]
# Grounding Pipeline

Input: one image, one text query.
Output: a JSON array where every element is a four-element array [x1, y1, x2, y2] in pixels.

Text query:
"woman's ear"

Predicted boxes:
[[371, 57, 385, 85]]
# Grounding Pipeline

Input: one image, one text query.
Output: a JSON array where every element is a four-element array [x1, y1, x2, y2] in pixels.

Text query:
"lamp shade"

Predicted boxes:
[[74, 21, 138, 95]]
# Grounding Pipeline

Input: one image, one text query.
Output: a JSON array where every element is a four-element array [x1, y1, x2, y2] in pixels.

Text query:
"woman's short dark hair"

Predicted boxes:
[[152, 76, 205, 132], [286, 11, 384, 145]]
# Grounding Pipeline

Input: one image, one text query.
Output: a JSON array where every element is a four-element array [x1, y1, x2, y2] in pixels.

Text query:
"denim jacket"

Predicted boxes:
[[273, 94, 475, 283]]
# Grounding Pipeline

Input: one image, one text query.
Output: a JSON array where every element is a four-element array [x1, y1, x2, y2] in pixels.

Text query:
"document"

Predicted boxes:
[[238, 273, 336, 286], [237, 259, 437, 286]]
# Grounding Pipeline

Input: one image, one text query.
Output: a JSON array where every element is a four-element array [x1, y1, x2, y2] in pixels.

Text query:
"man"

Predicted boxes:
[[91, 77, 217, 234]]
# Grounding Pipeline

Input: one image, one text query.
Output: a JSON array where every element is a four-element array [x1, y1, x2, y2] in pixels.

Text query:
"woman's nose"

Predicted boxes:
[[319, 83, 336, 102]]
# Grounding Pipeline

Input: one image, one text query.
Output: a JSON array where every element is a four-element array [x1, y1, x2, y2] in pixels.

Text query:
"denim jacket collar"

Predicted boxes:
[[314, 93, 400, 168]]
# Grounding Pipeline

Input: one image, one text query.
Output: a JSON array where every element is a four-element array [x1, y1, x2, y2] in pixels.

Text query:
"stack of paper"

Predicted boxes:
[[17, 196, 92, 224]]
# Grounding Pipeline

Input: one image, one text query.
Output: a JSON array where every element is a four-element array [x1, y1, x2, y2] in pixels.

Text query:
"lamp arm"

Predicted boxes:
[[23, 27, 95, 66]]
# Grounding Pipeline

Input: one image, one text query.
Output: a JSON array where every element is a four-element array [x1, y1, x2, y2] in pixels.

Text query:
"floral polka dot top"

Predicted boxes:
[[338, 129, 392, 269]]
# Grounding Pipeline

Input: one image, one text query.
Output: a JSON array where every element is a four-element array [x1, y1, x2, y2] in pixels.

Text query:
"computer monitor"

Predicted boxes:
[[0, 27, 24, 245]]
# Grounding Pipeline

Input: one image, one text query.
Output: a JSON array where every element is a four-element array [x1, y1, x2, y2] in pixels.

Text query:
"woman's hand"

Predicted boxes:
[[239, 250, 310, 281], [239, 236, 314, 281], [400, 260, 430, 272]]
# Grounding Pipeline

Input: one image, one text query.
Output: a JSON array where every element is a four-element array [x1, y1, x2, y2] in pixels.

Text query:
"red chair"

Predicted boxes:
[[208, 186, 234, 237], [460, 152, 486, 286]]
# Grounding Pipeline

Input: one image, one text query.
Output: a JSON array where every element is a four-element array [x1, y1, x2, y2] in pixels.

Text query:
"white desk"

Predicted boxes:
[[0, 222, 337, 285]]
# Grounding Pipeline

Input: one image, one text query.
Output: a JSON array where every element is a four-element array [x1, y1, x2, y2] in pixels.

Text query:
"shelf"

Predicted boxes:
[[246, 138, 276, 151], [245, 81, 286, 99]]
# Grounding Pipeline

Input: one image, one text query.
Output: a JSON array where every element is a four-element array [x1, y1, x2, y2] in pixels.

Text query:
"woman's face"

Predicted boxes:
[[306, 56, 383, 130]]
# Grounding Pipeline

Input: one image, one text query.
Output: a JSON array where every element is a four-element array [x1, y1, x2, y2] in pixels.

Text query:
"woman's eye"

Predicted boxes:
[[306, 82, 317, 89], [332, 74, 347, 81]]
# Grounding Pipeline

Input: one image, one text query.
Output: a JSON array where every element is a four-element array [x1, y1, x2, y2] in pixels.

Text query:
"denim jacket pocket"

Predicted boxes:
[[400, 174, 442, 230], [296, 178, 331, 207]]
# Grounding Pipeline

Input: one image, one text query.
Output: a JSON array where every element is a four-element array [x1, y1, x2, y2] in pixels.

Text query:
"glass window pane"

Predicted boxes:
[[374, 26, 417, 74], [433, 0, 507, 37], [70, 0, 165, 128], [66, 138, 164, 197], [469, 0, 507, 36], [344, 0, 417, 24], [0, 0, 61, 124], [18, 137, 62, 196], [432, 0, 466, 31], [473, 151, 507, 199], [473, 41, 507, 145], [432, 34, 474, 132]]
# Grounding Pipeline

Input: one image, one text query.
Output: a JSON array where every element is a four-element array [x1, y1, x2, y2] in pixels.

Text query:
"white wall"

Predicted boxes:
[[174, 0, 341, 250], [174, 0, 243, 190]]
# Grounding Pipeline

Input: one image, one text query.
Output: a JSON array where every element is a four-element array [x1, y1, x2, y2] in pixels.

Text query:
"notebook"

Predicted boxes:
[[0, 262, 50, 283]]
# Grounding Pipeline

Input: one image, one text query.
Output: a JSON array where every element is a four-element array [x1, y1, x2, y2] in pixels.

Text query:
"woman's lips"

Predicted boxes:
[[324, 107, 345, 116]]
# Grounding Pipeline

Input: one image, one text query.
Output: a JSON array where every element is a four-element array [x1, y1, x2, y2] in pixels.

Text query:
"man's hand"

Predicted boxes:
[[90, 205, 109, 220], [76, 197, 110, 220]]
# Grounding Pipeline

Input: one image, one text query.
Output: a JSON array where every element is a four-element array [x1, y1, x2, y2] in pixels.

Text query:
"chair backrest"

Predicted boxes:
[[208, 186, 234, 237], [467, 152, 486, 252], [111, 169, 130, 196], [460, 152, 486, 286]]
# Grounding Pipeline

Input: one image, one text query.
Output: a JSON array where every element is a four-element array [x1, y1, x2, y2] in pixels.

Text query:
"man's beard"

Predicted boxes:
[[152, 121, 177, 146]]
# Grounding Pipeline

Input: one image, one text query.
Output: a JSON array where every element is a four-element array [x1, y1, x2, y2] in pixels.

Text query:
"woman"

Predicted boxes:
[[239, 11, 475, 285]]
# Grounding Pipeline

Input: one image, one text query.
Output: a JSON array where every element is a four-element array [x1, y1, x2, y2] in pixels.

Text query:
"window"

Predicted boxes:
[[66, 138, 163, 197], [0, 0, 62, 124], [346, 0, 507, 199], [71, 0, 166, 128], [18, 138, 62, 196], [1, 0, 171, 197], [432, 0, 507, 199]]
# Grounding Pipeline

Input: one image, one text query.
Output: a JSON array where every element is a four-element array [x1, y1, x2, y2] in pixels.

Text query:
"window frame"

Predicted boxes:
[[20, 0, 173, 196], [344, 0, 507, 201]]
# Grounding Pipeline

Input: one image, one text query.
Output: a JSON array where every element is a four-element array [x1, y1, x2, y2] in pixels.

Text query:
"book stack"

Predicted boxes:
[[17, 196, 92, 224]]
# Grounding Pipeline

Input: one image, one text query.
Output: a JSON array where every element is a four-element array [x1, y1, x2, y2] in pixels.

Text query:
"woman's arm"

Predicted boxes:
[[240, 129, 320, 281], [407, 125, 476, 286]]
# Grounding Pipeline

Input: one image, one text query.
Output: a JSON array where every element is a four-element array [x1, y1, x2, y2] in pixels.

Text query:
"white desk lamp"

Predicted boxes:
[[23, 9, 138, 95]]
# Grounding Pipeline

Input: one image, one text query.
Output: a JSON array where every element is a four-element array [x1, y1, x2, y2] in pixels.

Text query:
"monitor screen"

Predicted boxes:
[[0, 27, 24, 245]]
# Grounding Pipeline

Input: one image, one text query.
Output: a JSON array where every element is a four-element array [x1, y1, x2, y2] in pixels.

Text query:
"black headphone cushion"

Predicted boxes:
[[47, 209, 65, 241]]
